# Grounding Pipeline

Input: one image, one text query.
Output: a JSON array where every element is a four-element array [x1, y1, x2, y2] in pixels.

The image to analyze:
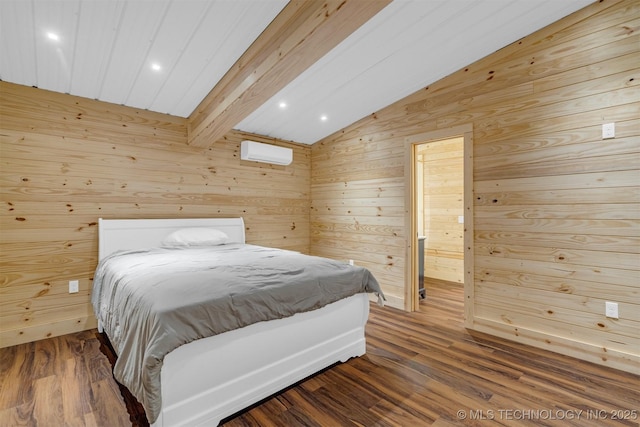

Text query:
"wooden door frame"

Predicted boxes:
[[404, 124, 474, 327]]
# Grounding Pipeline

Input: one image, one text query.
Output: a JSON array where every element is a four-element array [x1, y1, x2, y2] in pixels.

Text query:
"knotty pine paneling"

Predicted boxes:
[[310, 0, 639, 372], [0, 83, 311, 348]]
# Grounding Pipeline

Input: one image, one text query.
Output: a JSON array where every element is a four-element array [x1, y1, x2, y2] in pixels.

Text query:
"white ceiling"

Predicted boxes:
[[0, 0, 593, 145]]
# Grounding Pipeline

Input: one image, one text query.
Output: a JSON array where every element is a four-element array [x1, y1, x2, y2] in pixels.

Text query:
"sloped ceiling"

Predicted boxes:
[[0, 0, 593, 145]]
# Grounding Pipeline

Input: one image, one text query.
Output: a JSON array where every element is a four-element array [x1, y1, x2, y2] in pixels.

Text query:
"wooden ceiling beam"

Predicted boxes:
[[187, 0, 391, 148]]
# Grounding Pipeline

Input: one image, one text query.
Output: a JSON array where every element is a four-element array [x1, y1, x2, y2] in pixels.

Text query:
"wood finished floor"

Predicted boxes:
[[1, 279, 638, 426]]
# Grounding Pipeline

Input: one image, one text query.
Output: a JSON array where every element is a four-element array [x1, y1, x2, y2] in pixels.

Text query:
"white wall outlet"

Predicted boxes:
[[69, 280, 79, 294], [605, 301, 618, 319], [602, 123, 615, 139], [349, 259, 354, 266], [458, 215, 464, 224]]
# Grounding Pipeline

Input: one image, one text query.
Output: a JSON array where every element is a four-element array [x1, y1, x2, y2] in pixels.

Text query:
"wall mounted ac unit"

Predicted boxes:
[[240, 140, 293, 165]]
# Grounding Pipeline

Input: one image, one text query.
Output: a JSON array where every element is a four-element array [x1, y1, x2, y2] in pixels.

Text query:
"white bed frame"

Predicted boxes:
[[97, 217, 370, 426]]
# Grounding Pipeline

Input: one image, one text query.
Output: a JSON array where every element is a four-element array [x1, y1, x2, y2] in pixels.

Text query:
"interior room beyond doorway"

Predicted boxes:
[[415, 137, 465, 301]]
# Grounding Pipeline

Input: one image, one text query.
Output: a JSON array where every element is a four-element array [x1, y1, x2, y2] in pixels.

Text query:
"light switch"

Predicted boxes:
[[602, 123, 615, 139]]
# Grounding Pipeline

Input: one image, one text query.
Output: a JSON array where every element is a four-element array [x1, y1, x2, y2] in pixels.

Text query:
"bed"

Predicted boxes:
[[92, 217, 383, 426]]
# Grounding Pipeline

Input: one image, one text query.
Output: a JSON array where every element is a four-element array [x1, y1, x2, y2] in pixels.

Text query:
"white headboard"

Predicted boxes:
[[98, 217, 246, 260]]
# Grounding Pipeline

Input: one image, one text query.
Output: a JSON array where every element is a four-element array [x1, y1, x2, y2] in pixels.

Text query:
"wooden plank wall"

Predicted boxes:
[[417, 138, 464, 284], [0, 83, 311, 348], [310, 0, 639, 372]]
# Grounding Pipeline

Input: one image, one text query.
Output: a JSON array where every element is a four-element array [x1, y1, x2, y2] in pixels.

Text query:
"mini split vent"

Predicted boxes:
[[240, 140, 293, 165]]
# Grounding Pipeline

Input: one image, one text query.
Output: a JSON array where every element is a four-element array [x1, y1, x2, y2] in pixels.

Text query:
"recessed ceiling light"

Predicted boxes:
[[151, 63, 162, 72], [278, 101, 287, 109], [46, 32, 59, 41], [320, 115, 328, 122]]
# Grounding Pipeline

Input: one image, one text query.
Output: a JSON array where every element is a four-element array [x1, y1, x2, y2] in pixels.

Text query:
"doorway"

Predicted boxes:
[[404, 124, 474, 322], [416, 136, 464, 299]]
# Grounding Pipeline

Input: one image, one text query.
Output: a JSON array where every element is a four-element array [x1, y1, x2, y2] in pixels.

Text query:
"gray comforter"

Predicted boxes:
[[91, 244, 383, 424]]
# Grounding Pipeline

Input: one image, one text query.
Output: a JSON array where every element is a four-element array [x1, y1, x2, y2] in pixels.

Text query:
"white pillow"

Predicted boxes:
[[161, 228, 230, 247]]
